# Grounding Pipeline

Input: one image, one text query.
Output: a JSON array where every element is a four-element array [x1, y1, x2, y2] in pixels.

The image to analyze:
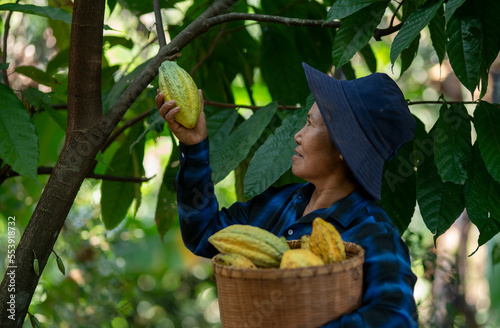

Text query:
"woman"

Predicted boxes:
[[156, 62, 418, 327]]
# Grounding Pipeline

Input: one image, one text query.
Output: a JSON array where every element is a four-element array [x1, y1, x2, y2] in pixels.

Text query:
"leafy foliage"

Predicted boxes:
[[0, 84, 39, 183], [474, 101, 500, 182], [417, 128, 465, 240], [433, 103, 472, 184], [155, 135, 180, 241], [390, 0, 444, 67], [101, 124, 145, 230], [244, 106, 308, 198], [465, 144, 500, 249], [2, 0, 500, 325]]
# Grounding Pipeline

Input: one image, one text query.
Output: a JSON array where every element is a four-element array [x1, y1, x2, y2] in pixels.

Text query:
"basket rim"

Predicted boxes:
[[212, 241, 364, 280]]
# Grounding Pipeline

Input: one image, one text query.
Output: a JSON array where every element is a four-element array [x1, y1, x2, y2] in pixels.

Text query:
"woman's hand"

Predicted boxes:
[[156, 89, 208, 146]]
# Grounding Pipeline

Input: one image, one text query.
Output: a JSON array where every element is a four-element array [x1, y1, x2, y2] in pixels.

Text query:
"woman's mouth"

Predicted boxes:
[[292, 149, 303, 160]]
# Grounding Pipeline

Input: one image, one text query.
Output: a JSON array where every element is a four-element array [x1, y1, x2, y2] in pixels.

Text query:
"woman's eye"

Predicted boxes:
[[307, 120, 312, 126]]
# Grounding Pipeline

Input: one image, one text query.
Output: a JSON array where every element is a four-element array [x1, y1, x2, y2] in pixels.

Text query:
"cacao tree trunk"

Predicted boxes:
[[0, 0, 238, 325], [0, 0, 106, 325]]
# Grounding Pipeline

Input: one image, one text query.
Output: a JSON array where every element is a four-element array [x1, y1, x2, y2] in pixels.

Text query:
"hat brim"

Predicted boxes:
[[302, 62, 384, 200]]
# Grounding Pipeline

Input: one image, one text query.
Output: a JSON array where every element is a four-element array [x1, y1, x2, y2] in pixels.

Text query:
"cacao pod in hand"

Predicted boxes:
[[158, 60, 201, 128]]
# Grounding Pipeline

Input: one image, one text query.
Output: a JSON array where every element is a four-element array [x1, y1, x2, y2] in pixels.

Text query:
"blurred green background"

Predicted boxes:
[[1, 0, 500, 326]]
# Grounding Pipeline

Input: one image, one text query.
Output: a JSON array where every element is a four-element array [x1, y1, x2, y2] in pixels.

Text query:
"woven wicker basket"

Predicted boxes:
[[211, 240, 364, 328]]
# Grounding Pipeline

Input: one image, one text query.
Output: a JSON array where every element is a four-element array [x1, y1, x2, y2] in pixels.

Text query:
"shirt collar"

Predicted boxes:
[[295, 185, 372, 228]]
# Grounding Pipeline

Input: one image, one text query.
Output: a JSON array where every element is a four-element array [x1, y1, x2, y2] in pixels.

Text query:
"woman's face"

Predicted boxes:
[[292, 103, 342, 183]]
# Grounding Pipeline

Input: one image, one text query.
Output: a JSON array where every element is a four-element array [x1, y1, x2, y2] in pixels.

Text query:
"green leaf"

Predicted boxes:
[[101, 124, 145, 230], [103, 60, 150, 115], [145, 109, 165, 135], [474, 101, 500, 182], [205, 107, 239, 147], [260, 1, 332, 105], [210, 102, 278, 184], [33, 258, 39, 276], [465, 144, 500, 249], [29, 313, 41, 328], [23, 88, 67, 131], [46, 47, 69, 76], [340, 61, 356, 80], [493, 242, 500, 266], [56, 257, 66, 275], [416, 128, 464, 240], [446, 2, 483, 94], [400, 33, 420, 76], [103, 36, 134, 49], [332, 2, 387, 69], [479, 0, 500, 66], [0, 63, 9, 70], [428, 5, 446, 64], [445, 0, 466, 23], [260, 25, 311, 104], [326, 0, 387, 22], [390, 0, 444, 65], [0, 84, 39, 183], [380, 134, 418, 235], [155, 139, 179, 241], [433, 103, 472, 184], [359, 44, 377, 73], [15, 65, 60, 89], [244, 106, 308, 198], [478, 0, 500, 95], [0, 3, 72, 24]]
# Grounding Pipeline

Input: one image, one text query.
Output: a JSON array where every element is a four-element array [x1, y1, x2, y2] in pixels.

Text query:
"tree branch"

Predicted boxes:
[[204, 12, 404, 39], [0, 1, 108, 325], [153, 0, 167, 47], [66, 0, 105, 133], [101, 107, 154, 153], [1, 0, 20, 87], [204, 99, 300, 110], [103, 0, 239, 130], [406, 100, 479, 105], [205, 12, 341, 28], [389, 0, 405, 29], [190, 23, 227, 76], [3, 166, 152, 183]]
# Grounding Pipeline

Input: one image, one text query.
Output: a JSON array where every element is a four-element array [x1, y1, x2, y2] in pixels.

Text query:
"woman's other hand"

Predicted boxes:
[[156, 89, 208, 145]]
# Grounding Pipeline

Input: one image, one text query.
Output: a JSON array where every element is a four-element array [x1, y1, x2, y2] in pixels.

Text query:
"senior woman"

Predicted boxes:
[[156, 63, 418, 327]]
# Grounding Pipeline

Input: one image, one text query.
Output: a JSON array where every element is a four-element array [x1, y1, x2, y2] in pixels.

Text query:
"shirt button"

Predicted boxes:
[[287, 229, 293, 236]]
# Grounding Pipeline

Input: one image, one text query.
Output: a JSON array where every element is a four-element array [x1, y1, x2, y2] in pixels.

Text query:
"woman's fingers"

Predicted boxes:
[[155, 90, 164, 110], [164, 106, 180, 125], [158, 100, 174, 116]]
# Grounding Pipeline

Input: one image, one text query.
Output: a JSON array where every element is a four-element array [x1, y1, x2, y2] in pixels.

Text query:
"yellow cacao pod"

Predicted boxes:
[[300, 235, 311, 251], [158, 60, 201, 129], [208, 225, 289, 268], [213, 253, 257, 269], [309, 217, 346, 263], [280, 249, 324, 269]]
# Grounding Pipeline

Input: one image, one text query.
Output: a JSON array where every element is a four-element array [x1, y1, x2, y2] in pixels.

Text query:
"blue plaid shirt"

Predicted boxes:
[[176, 139, 418, 327]]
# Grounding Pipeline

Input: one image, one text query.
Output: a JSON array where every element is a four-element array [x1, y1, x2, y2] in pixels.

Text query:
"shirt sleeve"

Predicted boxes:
[[320, 228, 418, 328], [175, 139, 256, 258]]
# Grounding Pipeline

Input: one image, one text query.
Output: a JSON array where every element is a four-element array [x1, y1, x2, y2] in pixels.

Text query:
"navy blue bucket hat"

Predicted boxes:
[[302, 62, 415, 200]]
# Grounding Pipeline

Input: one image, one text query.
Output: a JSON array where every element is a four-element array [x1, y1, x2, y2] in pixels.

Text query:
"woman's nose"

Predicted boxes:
[[294, 129, 302, 144]]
